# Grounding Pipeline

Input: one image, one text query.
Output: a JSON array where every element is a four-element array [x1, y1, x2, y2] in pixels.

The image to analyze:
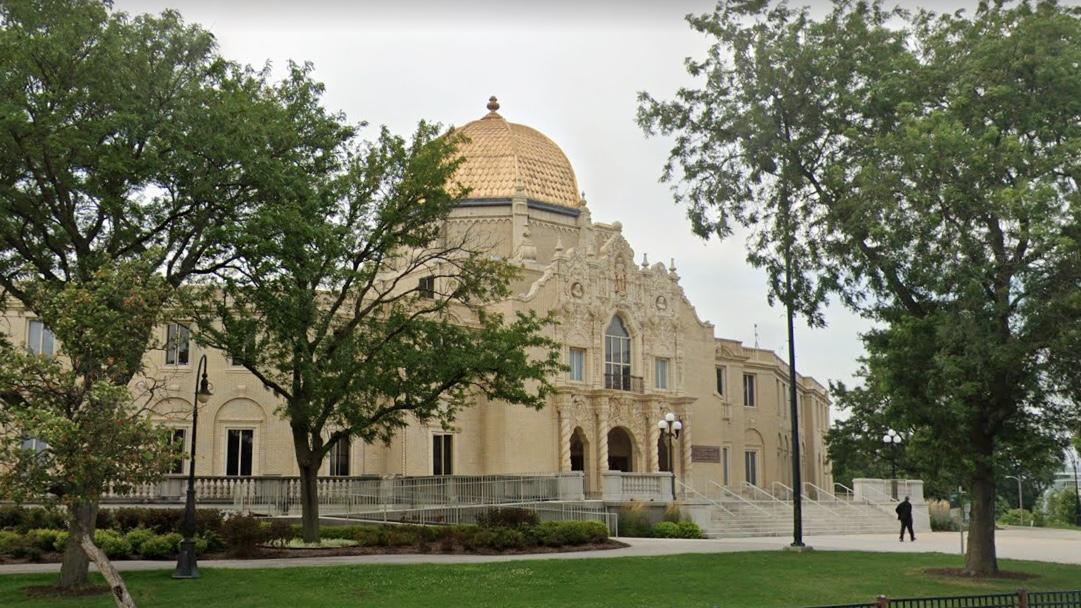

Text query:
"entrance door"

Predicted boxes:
[[607, 427, 634, 472]]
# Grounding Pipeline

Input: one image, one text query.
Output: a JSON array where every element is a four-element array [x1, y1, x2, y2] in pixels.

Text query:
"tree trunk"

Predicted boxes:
[[77, 533, 137, 608], [299, 461, 321, 543], [965, 446, 999, 575], [59, 499, 97, 589]]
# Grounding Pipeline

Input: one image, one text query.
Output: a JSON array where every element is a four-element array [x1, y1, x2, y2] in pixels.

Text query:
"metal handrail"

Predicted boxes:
[[797, 482, 843, 517], [710, 481, 773, 515], [771, 481, 794, 501], [678, 480, 734, 517], [741, 481, 784, 503], [833, 482, 857, 500]]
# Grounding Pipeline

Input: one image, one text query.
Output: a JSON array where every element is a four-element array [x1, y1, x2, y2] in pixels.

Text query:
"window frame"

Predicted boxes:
[[743, 373, 757, 407], [417, 276, 435, 299], [603, 316, 632, 390], [432, 433, 454, 476], [165, 322, 191, 367], [715, 366, 725, 396], [170, 428, 188, 475], [654, 357, 669, 389], [744, 449, 759, 486], [26, 319, 55, 357], [225, 428, 255, 476], [329, 438, 351, 477], [568, 347, 586, 382]]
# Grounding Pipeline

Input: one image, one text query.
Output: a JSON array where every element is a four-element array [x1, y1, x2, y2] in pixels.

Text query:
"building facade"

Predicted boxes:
[[1, 99, 833, 496]]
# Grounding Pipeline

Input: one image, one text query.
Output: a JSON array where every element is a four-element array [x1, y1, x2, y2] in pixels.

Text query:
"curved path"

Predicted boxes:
[[0, 527, 1076, 575]]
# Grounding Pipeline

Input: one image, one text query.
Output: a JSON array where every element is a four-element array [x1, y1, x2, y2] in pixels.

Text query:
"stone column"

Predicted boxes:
[[557, 396, 572, 473], [595, 396, 609, 474], [646, 402, 660, 472], [680, 414, 693, 491]]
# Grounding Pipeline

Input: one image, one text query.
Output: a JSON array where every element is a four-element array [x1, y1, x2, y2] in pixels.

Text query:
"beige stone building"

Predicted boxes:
[[1, 99, 832, 498]]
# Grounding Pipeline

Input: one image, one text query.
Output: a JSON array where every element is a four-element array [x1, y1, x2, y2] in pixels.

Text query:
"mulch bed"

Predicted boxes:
[[924, 568, 1040, 581]]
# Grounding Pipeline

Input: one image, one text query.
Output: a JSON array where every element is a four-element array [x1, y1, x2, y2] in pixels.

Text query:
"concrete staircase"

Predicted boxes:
[[689, 482, 898, 539]]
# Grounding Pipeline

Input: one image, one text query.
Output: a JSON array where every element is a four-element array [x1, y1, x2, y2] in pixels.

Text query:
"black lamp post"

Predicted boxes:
[[174, 354, 211, 579], [657, 413, 683, 499], [882, 429, 903, 500]]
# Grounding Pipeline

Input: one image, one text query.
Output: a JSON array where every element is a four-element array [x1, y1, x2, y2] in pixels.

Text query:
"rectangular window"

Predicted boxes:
[[568, 348, 585, 382], [170, 429, 187, 475], [329, 439, 350, 476], [20, 437, 49, 453], [26, 320, 55, 357], [654, 358, 669, 389], [722, 447, 730, 486], [744, 450, 758, 486], [226, 429, 253, 476], [165, 323, 190, 366], [743, 373, 756, 407], [432, 434, 453, 476], [715, 366, 725, 395], [418, 276, 435, 299]]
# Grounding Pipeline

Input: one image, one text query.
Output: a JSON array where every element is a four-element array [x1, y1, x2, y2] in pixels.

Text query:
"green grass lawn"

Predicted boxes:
[[1, 551, 1078, 608]]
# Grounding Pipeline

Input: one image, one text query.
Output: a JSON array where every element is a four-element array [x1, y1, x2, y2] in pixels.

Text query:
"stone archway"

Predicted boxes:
[[607, 426, 635, 472], [570, 427, 589, 472]]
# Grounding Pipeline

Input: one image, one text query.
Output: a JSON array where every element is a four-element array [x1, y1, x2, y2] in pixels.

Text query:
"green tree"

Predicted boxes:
[[192, 111, 563, 542], [638, 0, 1081, 575], [0, 0, 320, 587], [0, 259, 177, 607]]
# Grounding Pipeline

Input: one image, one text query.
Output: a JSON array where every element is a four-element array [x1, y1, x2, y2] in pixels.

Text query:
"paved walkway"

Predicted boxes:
[[0, 527, 1077, 575]]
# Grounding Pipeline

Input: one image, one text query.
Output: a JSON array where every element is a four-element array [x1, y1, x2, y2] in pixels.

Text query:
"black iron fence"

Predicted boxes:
[[810, 589, 1081, 608]]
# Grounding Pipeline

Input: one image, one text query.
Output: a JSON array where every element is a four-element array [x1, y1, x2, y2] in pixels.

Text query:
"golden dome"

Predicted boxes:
[[451, 97, 580, 209]]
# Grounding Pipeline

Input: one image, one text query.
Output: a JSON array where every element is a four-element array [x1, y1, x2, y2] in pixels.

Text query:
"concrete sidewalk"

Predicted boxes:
[[0, 528, 1076, 575]]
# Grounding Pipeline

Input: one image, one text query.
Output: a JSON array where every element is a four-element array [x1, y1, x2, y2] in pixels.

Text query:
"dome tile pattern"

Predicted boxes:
[[451, 100, 580, 209]]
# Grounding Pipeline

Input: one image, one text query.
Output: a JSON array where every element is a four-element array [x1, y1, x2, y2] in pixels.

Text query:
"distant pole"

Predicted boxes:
[[1072, 453, 1081, 527], [782, 185, 804, 549]]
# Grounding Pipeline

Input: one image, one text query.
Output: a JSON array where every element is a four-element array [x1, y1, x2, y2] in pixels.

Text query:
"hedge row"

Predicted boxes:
[[0, 527, 224, 561], [0, 505, 225, 536]]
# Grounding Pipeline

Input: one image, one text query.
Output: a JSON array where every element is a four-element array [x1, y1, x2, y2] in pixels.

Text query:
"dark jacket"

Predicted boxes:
[[895, 500, 913, 522]]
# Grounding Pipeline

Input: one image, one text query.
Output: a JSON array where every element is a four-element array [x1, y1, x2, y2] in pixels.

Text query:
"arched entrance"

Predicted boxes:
[[607, 427, 634, 472], [570, 427, 588, 472]]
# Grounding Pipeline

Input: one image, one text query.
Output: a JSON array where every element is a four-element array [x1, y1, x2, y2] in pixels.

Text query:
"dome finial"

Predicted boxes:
[[487, 96, 500, 112]]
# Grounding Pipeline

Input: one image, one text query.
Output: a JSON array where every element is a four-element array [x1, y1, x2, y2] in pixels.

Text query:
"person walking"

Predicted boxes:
[[895, 496, 915, 542]]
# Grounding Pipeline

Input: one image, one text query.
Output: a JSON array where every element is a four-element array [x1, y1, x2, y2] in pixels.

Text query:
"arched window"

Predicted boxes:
[[604, 316, 631, 390]]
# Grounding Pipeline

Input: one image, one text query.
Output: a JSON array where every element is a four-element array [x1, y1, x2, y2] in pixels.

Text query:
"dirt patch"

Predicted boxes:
[[924, 568, 1040, 581], [23, 584, 110, 598]]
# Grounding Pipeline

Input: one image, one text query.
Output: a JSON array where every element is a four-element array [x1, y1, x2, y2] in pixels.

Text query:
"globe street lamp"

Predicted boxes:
[[174, 354, 211, 579], [882, 429, 903, 500], [658, 413, 683, 499]]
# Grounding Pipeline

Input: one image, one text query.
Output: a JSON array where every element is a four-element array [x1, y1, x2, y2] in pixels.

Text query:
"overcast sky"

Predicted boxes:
[[112, 0, 1045, 418]]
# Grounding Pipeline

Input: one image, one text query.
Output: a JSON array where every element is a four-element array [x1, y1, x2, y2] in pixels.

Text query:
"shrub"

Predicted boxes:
[[997, 508, 1043, 527], [675, 521, 703, 539], [477, 507, 540, 528], [265, 519, 296, 547], [198, 531, 224, 553], [53, 531, 69, 552], [651, 521, 681, 538], [124, 527, 156, 554], [93, 529, 132, 559], [386, 527, 420, 547], [1046, 489, 1081, 526], [0, 506, 65, 533], [139, 533, 180, 559], [222, 515, 266, 558], [928, 499, 958, 532], [106, 508, 225, 535], [531, 521, 607, 547], [27, 528, 65, 552], [0, 530, 23, 556], [617, 501, 653, 537], [662, 502, 683, 523]]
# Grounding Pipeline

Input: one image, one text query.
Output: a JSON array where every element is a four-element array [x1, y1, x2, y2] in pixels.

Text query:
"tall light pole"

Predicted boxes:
[[1005, 474, 1023, 527], [657, 413, 683, 499], [882, 429, 903, 500], [1071, 450, 1081, 528], [174, 354, 212, 579]]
